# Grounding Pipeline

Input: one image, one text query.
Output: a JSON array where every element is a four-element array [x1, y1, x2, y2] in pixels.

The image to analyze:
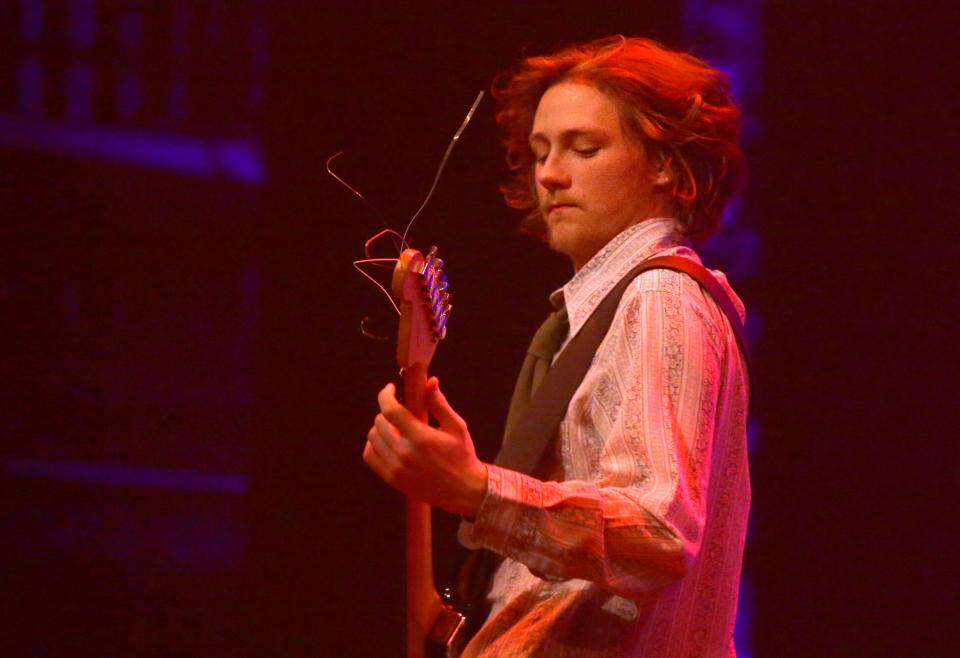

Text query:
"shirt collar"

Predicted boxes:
[[549, 218, 689, 339]]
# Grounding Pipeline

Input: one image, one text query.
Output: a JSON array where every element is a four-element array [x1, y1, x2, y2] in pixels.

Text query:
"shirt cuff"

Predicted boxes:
[[457, 464, 543, 557]]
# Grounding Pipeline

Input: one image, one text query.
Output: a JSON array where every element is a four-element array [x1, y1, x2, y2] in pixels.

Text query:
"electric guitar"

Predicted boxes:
[[391, 246, 466, 658]]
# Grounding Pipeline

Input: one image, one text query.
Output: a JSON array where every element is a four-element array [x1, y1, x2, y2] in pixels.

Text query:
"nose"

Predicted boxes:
[[536, 153, 571, 192]]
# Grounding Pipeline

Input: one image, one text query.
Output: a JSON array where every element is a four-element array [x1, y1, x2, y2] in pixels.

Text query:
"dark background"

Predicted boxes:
[[2, 1, 957, 657]]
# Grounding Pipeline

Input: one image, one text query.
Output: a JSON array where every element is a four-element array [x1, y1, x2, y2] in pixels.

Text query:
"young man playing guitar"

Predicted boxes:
[[364, 35, 750, 658]]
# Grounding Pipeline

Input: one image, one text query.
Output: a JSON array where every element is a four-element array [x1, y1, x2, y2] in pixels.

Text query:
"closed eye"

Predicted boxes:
[[574, 146, 600, 158]]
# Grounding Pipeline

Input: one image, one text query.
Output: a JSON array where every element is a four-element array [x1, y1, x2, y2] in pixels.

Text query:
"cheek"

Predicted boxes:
[[591, 162, 638, 207], [577, 163, 617, 203]]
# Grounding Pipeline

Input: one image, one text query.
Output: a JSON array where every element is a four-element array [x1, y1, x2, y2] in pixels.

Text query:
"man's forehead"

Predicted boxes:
[[531, 82, 622, 139]]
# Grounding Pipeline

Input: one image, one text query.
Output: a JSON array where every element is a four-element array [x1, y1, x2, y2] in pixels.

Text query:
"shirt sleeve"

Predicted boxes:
[[459, 272, 733, 599]]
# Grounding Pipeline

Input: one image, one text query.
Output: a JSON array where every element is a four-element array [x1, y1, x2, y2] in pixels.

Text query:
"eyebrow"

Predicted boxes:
[[528, 127, 609, 145]]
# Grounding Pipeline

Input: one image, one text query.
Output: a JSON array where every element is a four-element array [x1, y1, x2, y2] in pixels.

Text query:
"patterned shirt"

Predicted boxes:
[[459, 218, 750, 657]]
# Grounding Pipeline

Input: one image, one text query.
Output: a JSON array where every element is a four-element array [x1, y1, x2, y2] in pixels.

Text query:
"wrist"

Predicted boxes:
[[459, 461, 489, 519]]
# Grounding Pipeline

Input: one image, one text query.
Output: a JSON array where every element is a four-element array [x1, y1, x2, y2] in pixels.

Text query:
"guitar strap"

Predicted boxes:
[[454, 256, 750, 648], [494, 255, 750, 475]]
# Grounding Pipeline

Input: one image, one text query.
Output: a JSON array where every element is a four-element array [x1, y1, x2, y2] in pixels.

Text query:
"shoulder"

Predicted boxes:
[[613, 261, 741, 363], [620, 258, 711, 317], [622, 256, 745, 323]]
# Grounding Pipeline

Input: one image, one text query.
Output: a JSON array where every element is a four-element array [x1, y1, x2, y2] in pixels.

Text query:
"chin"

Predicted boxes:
[[546, 230, 579, 264], [545, 224, 567, 251]]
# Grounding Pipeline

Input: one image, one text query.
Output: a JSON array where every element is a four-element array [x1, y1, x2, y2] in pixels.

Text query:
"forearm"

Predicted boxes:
[[460, 464, 690, 597]]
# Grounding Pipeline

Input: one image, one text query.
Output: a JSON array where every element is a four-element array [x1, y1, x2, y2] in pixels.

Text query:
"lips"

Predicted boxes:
[[547, 203, 577, 214]]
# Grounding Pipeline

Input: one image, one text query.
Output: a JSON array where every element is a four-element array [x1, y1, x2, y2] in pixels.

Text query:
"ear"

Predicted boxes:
[[653, 152, 673, 188]]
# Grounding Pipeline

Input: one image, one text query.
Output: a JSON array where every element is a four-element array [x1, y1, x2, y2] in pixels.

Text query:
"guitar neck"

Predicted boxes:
[[402, 362, 444, 658], [391, 246, 463, 657]]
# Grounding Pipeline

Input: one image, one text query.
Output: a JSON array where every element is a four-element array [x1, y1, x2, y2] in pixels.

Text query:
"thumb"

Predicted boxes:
[[426, 377, 465, 434]]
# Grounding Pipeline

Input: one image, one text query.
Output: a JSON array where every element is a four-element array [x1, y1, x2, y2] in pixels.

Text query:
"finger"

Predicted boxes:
[[367, 418, 403, 471], [376, 382, 400, 411], [363, 437, 381, 469], [363, 432, 386, 470], [363, 438, 396, 485], [364, 424, 408, 491], [378, 382, 424, 436], [426, 377, 466, 433], [378, 412, 421, 466]]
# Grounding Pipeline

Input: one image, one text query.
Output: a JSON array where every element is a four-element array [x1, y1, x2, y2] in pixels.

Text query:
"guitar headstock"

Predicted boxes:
[[392, 246, 452, 370]]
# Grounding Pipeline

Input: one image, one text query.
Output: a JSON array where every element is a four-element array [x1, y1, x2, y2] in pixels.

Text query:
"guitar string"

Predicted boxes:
[[326, 90, 485, 256], [326, 152, 402, 253], [326, 90, 485, 336], [352, 257, 401, 316], [351, 228, 404, 326], [399, 89, 485, 249], [363, 228, 404, 268]]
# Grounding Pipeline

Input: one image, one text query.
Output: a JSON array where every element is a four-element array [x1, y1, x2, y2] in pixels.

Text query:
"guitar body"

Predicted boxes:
[[392, 248, 465, 658]]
